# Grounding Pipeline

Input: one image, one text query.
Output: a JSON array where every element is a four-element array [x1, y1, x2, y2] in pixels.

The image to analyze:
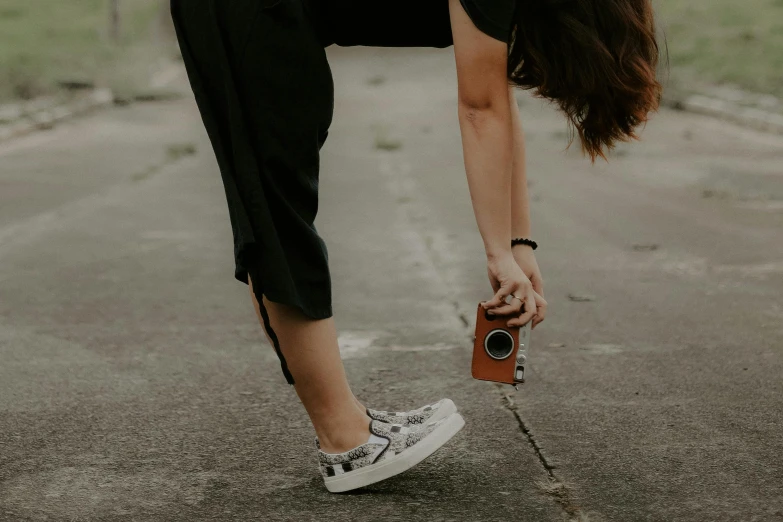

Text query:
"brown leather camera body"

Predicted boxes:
[[471, 302, 528, 385]]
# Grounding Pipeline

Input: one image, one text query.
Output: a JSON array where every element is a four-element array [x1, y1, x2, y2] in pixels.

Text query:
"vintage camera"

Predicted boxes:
[[471, 302, 532, 385]]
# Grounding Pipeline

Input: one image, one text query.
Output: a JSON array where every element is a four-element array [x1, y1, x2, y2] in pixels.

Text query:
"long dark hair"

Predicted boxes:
[[508, 0, 663, 160]]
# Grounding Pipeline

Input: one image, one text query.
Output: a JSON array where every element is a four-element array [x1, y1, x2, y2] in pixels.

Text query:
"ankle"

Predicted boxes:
[[316, 413, 372, 454]]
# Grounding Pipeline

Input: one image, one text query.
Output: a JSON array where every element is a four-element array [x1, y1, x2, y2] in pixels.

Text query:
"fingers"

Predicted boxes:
[[482, 286, 513, 310], [484, 282, 528, 317], [507, 291, 547, 328], [531, 293, 548, 329], [483, 261, 547, 328], [530, 273, 545, 298], [506, 286, 536, 327], [484, 289, 547, 329], [490, 295, 525, 317], [485, 283, 538, 322], [527, 273, 546, 329]]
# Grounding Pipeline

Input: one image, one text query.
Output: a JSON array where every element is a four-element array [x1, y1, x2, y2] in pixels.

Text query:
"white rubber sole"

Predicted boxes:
[[324, 412, 465, 493], [426, 398, 458, 424]]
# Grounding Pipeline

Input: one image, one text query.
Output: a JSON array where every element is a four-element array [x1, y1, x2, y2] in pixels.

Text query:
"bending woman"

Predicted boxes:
[[170, 0, 661, 493]]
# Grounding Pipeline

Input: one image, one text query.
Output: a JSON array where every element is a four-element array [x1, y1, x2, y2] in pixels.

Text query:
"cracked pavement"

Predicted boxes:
[[1, 47, 782, 521]]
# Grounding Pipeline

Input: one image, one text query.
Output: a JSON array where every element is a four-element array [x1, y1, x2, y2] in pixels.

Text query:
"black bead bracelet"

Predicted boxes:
[[511, 237, 538, 250]]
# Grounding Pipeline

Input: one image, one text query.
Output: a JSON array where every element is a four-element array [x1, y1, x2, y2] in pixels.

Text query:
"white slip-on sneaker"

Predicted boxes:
[[317, 413, 465, 493], [366, 398, 458, 426]]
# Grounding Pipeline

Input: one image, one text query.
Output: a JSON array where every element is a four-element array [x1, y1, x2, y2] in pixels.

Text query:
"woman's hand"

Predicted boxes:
[[482, 253, 545, 328], [512, 245, 547, 329]]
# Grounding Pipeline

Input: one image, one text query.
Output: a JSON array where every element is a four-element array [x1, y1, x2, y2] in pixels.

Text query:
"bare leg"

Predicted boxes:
[[248, 277, 371, 454], [254, 316, 367, 414], [252, 307, 368, 414]]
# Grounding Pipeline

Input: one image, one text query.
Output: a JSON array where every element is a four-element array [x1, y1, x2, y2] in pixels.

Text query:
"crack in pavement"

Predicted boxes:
[[500, 388, 590, 521], [0, 147, 198, 258], [379, 154, 592, 522]]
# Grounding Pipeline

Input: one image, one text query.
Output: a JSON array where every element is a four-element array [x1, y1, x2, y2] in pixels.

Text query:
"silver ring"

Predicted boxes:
[[510, 294, 524, 302]]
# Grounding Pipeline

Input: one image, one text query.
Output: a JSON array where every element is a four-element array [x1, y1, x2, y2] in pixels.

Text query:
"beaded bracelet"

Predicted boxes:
[[511, 237, 538, 250]]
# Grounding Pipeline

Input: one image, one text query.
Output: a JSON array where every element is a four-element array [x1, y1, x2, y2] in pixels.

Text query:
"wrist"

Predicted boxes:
[[512, 243, 534, 253], [485, 245, 512, 261], [511, 237, 538, 250]]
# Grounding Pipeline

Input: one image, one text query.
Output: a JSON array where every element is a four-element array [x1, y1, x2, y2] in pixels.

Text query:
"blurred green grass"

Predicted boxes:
[[1, 0, 781, 104], [0, 0, 167, 102], [657, 0, 783, 99]]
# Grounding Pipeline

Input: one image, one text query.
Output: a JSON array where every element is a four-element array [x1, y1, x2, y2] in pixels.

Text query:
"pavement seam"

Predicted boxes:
[[378, 133, 594, 522], [500, 388, 556, 474], [436, 245, 592, 519], [0, 143, 198, 259], [499, 388, 589, 521]]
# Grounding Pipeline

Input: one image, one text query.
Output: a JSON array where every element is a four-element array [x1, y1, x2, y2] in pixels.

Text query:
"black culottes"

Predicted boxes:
[[171, 0, 453, 383]]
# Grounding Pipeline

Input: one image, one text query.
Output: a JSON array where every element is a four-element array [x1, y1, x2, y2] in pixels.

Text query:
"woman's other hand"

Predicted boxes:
[[482, 253, 545, 328], [512, 245, 547, 329]]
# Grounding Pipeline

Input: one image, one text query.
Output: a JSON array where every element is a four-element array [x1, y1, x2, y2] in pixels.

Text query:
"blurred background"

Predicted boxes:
[[2, 0, 782, 114], [0, 0, 174, 103], [0, 2, 781, 521]]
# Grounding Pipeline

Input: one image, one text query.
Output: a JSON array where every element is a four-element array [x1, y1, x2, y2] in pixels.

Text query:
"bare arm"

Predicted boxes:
[[509, 90, 546, 326], [449, 0, 540, 325], [449, 0, 513, 260], [509, 89, 531, 239]]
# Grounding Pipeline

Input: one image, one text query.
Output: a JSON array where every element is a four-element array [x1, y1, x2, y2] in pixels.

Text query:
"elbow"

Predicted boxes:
[[459, 93, 496, 111], [459, 105, 489, 131], [458, 92, 508, 131]]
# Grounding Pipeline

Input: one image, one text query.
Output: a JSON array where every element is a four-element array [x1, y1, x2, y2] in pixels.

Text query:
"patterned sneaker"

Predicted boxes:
[[366, 398, 457, 426], [318, 413, 465, 493]]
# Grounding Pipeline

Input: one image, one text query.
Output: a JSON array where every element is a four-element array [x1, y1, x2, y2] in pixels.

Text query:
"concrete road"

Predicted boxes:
[[1, 47, 781, 521]]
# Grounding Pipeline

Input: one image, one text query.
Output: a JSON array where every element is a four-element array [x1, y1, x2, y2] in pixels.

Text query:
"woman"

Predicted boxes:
[[170, 0, 661, 493]]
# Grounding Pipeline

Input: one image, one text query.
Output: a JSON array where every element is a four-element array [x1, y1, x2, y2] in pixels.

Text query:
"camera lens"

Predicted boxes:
[[484, 329, 514, 360]]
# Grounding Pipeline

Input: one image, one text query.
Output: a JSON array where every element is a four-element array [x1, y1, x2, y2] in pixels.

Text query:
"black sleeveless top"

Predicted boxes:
[[459, 0, 515, 42], [312, 0, 515, 48]]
